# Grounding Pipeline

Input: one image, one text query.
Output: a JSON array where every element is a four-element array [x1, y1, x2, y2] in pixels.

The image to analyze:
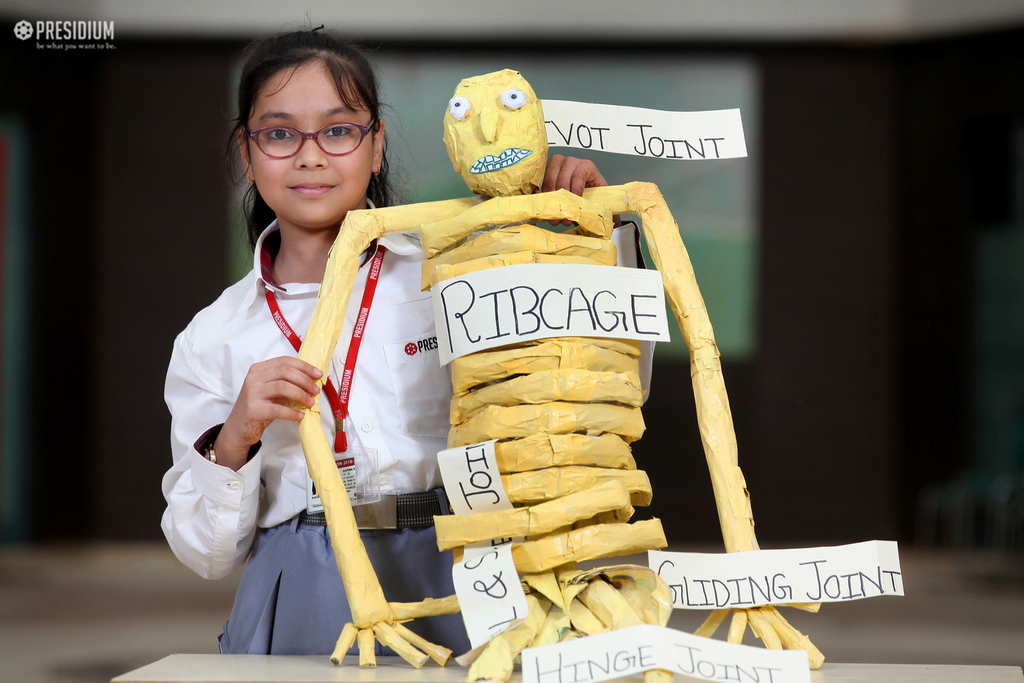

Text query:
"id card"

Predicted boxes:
[[305, 444, 380, 513]]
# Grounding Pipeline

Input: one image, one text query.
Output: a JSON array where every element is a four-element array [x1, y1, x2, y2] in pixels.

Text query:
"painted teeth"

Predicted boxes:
[[470, 148, 532, 174]]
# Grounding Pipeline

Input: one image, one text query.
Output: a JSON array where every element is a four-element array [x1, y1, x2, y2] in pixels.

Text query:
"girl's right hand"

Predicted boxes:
[[213, 357, 323, 470]]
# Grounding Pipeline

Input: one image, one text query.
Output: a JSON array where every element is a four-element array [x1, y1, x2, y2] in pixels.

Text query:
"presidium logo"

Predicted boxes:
[[13, 19, 115, 49], [405, 336, 439, 356]]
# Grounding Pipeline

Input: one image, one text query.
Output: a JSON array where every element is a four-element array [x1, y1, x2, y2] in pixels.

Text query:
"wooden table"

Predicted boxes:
[[113, 655, 1024, 683]]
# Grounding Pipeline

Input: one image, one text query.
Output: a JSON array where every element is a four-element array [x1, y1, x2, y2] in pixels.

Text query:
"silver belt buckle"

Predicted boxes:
[[354, 494, 397, 529]]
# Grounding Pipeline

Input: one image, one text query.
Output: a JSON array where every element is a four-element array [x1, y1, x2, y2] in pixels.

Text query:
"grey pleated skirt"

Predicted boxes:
[[219, 516, 470, 656]]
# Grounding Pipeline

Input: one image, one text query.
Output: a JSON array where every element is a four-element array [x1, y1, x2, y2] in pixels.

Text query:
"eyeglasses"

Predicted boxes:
[[246, 120, 376, 159]]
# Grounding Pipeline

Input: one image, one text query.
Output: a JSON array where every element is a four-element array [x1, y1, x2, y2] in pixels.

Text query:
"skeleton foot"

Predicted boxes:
[[328, 621, 433, 669], [695, 605, 825, 668], [297, 402, 458, 669], [329, 596, 461, 667]]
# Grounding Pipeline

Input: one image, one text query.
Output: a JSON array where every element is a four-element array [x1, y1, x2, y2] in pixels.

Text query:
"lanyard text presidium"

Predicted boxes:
[[265, 243, 387, 454]]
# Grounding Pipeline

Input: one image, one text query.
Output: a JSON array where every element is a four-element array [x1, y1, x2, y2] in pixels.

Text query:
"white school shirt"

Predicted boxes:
[[161, 220, 650, 580], [161, 222, 450, 580]]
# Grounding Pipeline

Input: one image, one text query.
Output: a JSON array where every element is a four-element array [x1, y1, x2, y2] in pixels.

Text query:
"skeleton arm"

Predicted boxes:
[[583, 182, 824, 665], [584, 182, 756, 553]]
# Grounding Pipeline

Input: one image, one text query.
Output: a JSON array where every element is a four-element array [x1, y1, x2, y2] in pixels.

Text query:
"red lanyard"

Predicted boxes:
[[265, 242, 387, 453]]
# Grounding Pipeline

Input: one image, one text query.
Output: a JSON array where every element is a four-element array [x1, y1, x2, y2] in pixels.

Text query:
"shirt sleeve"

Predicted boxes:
[[160, 331, 264, 580]]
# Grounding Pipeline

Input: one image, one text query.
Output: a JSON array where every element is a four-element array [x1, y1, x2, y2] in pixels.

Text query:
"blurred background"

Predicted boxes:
[[0, 1, 1022, 681]]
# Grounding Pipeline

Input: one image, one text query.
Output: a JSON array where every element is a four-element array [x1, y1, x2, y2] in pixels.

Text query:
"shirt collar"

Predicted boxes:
[[236, 201, 423, 314], [256, 221, 285, 294], [379, 231, 425, 256], [236, 220, 286, 315]]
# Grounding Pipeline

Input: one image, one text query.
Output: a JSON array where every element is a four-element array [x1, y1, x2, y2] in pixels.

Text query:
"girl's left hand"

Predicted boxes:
[[541, 154, 608, 195], [539, 155, 610, 226]]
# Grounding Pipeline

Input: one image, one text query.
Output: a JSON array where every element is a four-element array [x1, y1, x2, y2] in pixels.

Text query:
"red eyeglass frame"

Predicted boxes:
[[246, 120, 377, 159]]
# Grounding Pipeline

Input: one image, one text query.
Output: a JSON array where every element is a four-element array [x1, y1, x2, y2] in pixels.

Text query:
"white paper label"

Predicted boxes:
[[452, 543, 528, 650], [432, 263, 670, 365], [305, 456, 355, 514], [305, 445, 380, 512], [437, 440, 514, 516], [650, 540, 904, 610], [542, 100, 747, 160], [522, 623, 809, 683]]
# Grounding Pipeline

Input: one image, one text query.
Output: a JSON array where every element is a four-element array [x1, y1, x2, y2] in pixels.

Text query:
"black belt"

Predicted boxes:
[[299, 489, 450, 530]]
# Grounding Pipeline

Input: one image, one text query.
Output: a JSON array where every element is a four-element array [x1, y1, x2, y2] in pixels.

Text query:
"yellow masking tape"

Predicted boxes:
[[434, 480, 632, 549], [510, 518, 667, 573], [421, 224, 616, 290], [503, 466, 652, 507], [451, 369, 643, 424], [494, 433, 636, 472], [452, 339, 641, 395], [449, 402, 646, 447]]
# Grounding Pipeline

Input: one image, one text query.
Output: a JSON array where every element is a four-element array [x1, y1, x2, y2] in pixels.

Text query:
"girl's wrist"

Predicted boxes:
[[212, 423, 258, 471]]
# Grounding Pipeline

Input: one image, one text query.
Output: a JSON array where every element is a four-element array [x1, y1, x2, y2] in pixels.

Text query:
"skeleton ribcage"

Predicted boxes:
[[424, 223, 666, 571]]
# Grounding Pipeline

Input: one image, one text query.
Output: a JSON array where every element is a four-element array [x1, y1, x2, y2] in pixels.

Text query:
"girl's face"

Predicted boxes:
[[241, 60, 384, 236]]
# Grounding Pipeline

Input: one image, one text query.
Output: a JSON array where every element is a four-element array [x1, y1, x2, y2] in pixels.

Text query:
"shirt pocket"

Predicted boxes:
[[383, 334, 452, 438]]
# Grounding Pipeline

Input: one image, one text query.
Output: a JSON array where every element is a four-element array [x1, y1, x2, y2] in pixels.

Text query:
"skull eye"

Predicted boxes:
[[501, 88, 527, 110], [448, 96, 471, 120]]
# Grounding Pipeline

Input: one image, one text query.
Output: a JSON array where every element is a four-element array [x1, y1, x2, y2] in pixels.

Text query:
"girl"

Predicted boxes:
[[160, 30, 611, 656]]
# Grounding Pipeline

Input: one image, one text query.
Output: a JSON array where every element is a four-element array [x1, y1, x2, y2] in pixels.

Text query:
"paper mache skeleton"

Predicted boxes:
[[294, 69, 824, 682]]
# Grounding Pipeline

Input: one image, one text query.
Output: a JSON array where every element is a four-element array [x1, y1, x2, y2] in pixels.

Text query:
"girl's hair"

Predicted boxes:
[[230, 30, 397, 249]]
